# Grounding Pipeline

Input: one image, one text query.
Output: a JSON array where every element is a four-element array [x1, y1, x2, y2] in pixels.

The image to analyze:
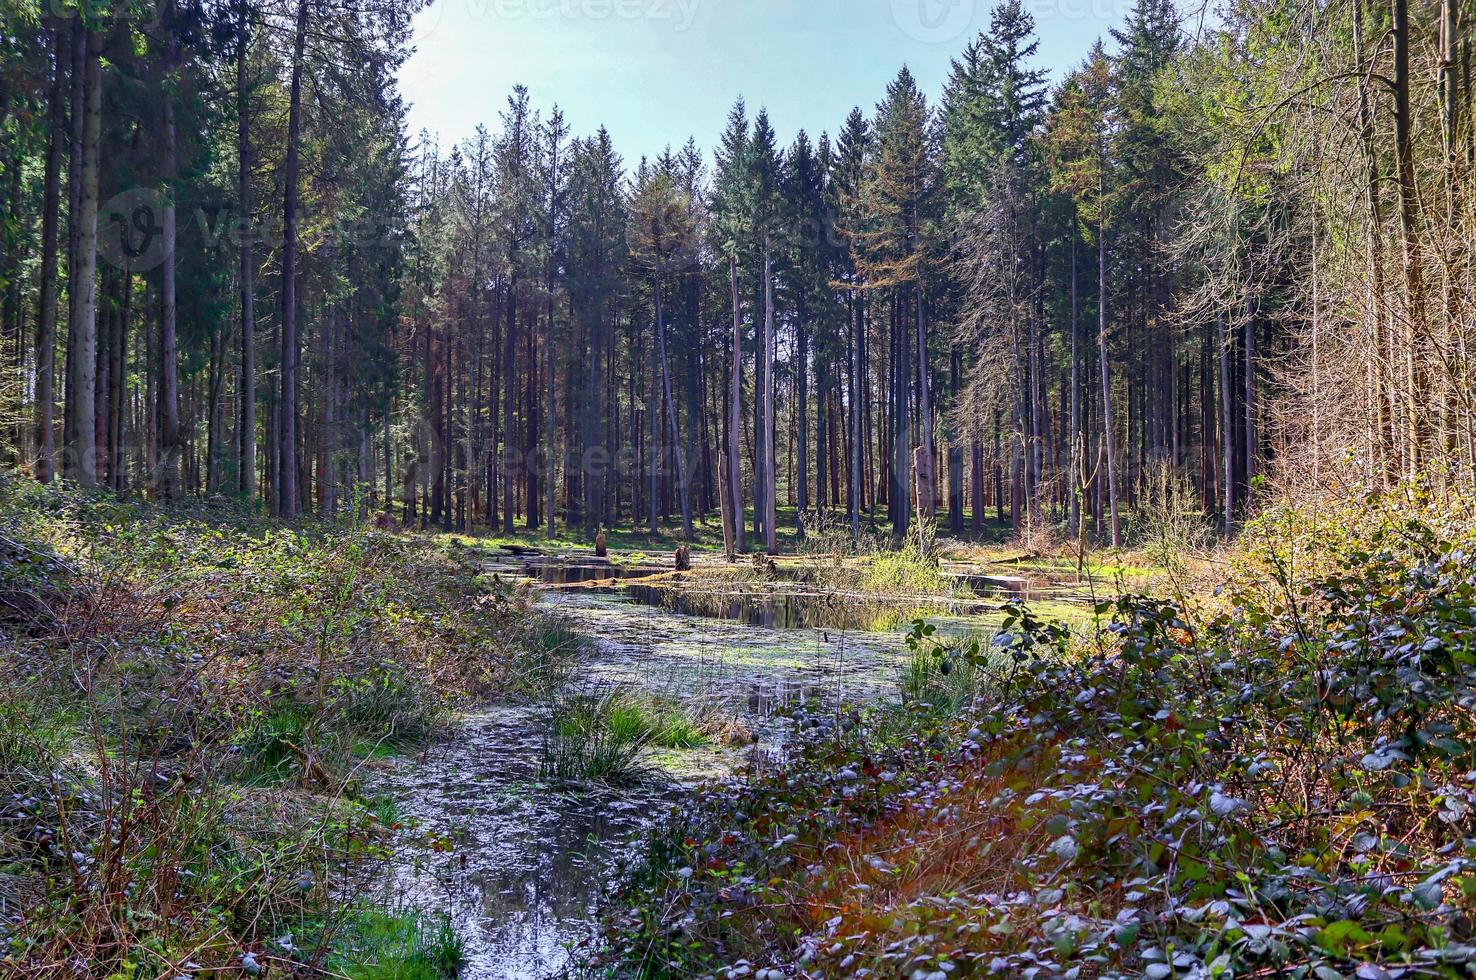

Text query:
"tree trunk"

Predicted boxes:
[[278, 0, 309, 518], [110, 272, 128, 490], [71, 31, 101, 487], [63, 18, 83, 476], [915, 282, 934, 521], [795, 299, 809, 539], [728, 255, 744, 553], [1069, 232, 1082, 535], [1392, 0, 1430, 468], [159, 31, 180, 499], [35, 20, 66, 484], [503, 270, 517, 533], [1217, 309, 1235, 529], [850, 290, 861, 543], [1098, 222, 1120, 548], [656, 286, 692, 541], [761, 240, 776, 553], [237, 5, 256, 499]]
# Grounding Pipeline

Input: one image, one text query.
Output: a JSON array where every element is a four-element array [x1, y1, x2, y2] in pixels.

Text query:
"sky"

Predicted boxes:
[[396, 0, 1137, 167]]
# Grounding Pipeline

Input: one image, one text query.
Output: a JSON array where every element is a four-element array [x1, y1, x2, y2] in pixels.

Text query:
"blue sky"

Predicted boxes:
[[397, 0, 1137, 167]]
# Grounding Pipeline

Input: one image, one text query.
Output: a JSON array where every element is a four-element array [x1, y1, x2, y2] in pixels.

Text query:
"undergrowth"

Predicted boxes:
[[598, 488, 1476, 978], [0, 480, 561, 976]]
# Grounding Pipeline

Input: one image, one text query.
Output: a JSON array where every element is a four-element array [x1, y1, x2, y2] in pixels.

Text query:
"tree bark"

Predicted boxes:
[[35, 20, 66, 483], [761, 239, 776, 553], [1098, 220, 1120, 548], [656, 286, 692, 540], [1217, 309, 1235, 529], [1392, 0, 1430, 468], [159, 17, 180, 498], [278, 0, 310, 518], [71, 31, 101, 487], [237, 3, 256, 499], [62, 19, 83, 477], [727, 255, 744, 553]]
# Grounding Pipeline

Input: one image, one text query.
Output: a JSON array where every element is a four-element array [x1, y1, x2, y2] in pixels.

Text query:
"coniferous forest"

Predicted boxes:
[[2, 0, 1469, 541], [4, 0, 1476, 977]]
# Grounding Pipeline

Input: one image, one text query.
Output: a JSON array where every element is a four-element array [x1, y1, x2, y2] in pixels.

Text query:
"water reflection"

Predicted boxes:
[[368, 582, 911, 979], [367, 554, 1084, 979], [367, 706, 672, 979]]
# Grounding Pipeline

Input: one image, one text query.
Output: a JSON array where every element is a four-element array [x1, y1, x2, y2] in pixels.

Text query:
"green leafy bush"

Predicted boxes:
[[600, 498, 1476, 978]]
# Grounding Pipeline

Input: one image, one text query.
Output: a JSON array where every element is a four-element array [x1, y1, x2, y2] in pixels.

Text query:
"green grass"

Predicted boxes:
[[236, 704, 312, 785], [898, 632, 990, 716], [861, 542, 949, 596], [541, 690, 710, 784], [331, 908, 463, 980]]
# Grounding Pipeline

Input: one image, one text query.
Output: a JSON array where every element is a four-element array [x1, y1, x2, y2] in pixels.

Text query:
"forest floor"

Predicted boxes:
[[595, 488, 1476, 978], [0, 479, 1261, 980], [0, 480, 586, 979]]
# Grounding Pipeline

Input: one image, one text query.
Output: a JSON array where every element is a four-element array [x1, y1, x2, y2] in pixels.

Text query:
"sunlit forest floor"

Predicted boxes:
[[5, 480, 1473, 978], [0, 480, 583, 977]]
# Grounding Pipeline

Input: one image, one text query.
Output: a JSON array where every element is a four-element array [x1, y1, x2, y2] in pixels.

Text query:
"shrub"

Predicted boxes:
[[599, 503, 1476, 978], [0, 482, 569, 974]]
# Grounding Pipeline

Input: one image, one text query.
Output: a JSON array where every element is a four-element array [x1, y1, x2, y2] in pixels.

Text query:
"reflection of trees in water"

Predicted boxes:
[[367, 581, 915, 979], [368, 706, 665, 979]]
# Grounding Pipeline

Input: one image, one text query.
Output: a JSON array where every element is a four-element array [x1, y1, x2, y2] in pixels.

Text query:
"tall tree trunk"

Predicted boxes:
[[1243, 296, 1256, 489], [62, 19, 83, 477], [1069, 232, 1082, 536], [850, 290, 861, 543], [94, 271, 110, 485], [207, 321, 225, 493], [1098, 221, 1120, 548], [795, 299, 809, 539], [71, 31, 101, 487], [1392, 0, 1430, 468], [237, 4, 256, 499], [761, 239, 776, 554], [582, 306, 603, 540], [503, 270, 517, 533], [278, 0, 309, 518], [1351, 0, 1398, 482], [915, 281, 934, 522], [35, 20, 66, 483], [159, 27, 180, 499], [656, 286, 692, 541], [110, 271, 128, 490], [727, 255, 744, 554], [1217, 309, 1235, 529]]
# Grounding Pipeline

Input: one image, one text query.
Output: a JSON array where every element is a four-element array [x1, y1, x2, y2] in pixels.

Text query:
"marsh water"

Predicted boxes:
[[368, 551, 1088, 979]]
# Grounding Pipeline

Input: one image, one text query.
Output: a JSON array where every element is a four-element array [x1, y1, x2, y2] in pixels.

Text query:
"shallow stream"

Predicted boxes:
[[367, 551, 1086, 978]]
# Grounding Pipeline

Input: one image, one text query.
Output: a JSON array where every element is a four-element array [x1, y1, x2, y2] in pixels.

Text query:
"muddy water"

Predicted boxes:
[[368, 559, 915, 980]]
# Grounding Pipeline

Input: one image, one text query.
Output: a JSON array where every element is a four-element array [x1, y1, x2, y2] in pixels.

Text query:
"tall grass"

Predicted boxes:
[[899, 629, 991, 715], [332, 907, 464, 980], [860, 539, 948, 597], [541, 690, 711, 784]]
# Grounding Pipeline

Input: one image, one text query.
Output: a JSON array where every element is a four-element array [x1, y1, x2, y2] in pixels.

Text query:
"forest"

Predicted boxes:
[[2, 0, 1476, 976], [1, 0, 1464, 544]]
